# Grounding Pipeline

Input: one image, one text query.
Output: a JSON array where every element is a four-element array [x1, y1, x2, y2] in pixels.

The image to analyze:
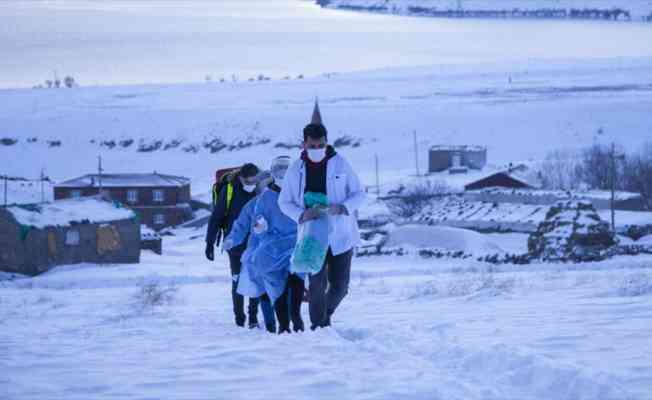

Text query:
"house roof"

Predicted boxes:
[[430, 145, 486, 152], [55, 173, 190, 188], [5, 197, 136, 229], [464, 170, 537, 190]]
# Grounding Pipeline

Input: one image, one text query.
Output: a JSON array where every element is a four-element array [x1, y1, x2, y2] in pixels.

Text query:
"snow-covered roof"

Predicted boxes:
[[55, 173, 190, 188], [5, 197, 136, 229], [465, 169, 539, 190], [470, 187, 642, 201], [430, 145, 486, 152]]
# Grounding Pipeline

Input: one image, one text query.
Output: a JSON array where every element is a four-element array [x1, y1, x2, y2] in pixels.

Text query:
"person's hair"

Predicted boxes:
[[240, 163, 259, 178], [303, 123, 328, 142]]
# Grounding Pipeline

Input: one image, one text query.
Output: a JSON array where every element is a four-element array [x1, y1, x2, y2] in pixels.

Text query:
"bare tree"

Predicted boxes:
[[385, 180, 450, 219], [623, 142, 652, 210], [64, 76, 75, 88], [538, 149, 583, 190], [579, 143, 626, 190]]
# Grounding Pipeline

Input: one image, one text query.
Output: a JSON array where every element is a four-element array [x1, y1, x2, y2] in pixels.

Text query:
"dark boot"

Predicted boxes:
[[228, 251, 246, 327], [266, 322, 277, 333], [289, 274, 305, 332], [259, 294, 276, 331], [274, 286, 291, 334], [248, 296, 260, 329]]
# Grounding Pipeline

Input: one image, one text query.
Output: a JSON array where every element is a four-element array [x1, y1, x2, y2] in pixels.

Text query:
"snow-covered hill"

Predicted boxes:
[[2, 57, 652, 205], [322, 0, 652, 19]]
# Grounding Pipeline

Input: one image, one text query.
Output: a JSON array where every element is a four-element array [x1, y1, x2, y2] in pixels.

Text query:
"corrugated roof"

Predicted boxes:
[[55, 173, 190, 188]]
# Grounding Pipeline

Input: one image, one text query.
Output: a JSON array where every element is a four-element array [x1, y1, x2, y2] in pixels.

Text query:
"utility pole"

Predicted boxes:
[[610, 142, 617, 233], [374, 154, 380, 196], [413, 130, 420, 177], [3, 175, 7, 208], [609, 142, 626, 233], [40, 168, 45, 204], [98, 155, 104, 196]]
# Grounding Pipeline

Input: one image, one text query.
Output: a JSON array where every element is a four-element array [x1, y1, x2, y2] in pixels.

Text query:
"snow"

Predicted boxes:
[[3, 56, 652, 204], [1, 2, 652, 398], [6, 197, 136, 228], [2, 228, 652, 399], [386, 224, 506, 255], [325, 0, 652, 18], [3, 0, 652, 88], [637, 235, 652, 244], [415, 197, 652, 233]]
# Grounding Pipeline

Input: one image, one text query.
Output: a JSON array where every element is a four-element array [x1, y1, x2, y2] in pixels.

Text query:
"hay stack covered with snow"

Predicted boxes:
[[527, 201, 615, 262]]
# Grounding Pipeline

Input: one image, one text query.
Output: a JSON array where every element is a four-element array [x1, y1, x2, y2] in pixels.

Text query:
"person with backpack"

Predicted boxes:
[[278, 102, 365, 330], [224, 156, 305, 334], [205, 162, 262, 328]]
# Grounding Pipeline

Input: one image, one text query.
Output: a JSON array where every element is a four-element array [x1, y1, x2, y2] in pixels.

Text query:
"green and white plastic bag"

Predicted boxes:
[[290, 192, 329, 275]]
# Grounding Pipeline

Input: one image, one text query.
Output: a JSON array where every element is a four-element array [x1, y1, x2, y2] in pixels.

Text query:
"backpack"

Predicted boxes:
[[212, 167, 240, 213]]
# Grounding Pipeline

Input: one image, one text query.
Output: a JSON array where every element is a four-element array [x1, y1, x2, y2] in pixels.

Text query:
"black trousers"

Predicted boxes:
[[308, 248, 353, 328], [274, 274, 306, 333], [228, 250, 259, 326]]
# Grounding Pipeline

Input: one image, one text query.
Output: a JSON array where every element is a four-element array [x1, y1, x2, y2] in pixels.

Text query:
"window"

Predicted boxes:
[[153, 214, 166, 226], [153, 189, 165, 203], [65, 229, 80, 246], [71, 190, 82, 198], [127, 189, 138, 204]]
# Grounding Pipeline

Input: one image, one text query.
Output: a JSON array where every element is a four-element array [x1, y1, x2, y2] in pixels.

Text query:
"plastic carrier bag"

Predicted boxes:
[[290, 192, 329, 275]]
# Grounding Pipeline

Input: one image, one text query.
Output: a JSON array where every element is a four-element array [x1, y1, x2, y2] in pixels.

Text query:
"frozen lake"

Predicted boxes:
[[2, 0, 652, 88]]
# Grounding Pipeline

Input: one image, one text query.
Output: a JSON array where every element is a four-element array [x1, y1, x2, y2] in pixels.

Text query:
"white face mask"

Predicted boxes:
[[307, 148, 326, 163], [274, 178, 284, 188], [243, 184, 256, 193]]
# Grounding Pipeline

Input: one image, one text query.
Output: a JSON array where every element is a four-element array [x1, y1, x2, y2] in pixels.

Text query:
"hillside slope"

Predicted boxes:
[[322, 0, 652, 19], [2, 58, 652, 203]]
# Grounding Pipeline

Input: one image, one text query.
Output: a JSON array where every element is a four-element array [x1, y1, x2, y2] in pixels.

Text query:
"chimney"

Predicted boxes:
[[311, 98, 323, 125]]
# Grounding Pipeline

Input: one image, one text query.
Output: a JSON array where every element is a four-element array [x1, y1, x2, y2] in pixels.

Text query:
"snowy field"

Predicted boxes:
[[3, 2, 652, 399], [324, 0, 652, 18], [3, 0, 652, 88], [2, 228, 652, 400], [2, 56, 652, 205]]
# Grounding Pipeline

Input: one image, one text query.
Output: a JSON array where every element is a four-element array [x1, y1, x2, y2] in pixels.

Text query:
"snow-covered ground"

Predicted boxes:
[[2, 228, 652, 400], [2, 2, 652, 399], [324, 0, 652, 19], [2, 56, 652, 206], [3, 0, 652, 88]]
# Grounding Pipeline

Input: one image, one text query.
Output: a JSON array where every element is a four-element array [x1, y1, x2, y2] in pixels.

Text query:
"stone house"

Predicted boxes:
[[0, 197, 140, 276]]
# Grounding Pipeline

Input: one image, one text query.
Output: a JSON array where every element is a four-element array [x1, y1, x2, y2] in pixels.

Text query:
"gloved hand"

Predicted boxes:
[[222, 238, 235, 251], [328, 204, 349, 216], [205, 243, 214, 261], [253, 216, 268, 234], [299, 207, 322, 224]]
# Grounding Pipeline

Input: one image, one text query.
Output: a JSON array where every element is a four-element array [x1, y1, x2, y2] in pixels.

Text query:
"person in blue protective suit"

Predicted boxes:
[[221, 190, 277, 333], [225, 156, 305, 334]]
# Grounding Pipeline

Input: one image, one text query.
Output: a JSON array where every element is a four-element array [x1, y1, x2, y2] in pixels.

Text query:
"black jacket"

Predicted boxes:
[[302, 145, 337, 195], [205, 177, 257, 253]]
